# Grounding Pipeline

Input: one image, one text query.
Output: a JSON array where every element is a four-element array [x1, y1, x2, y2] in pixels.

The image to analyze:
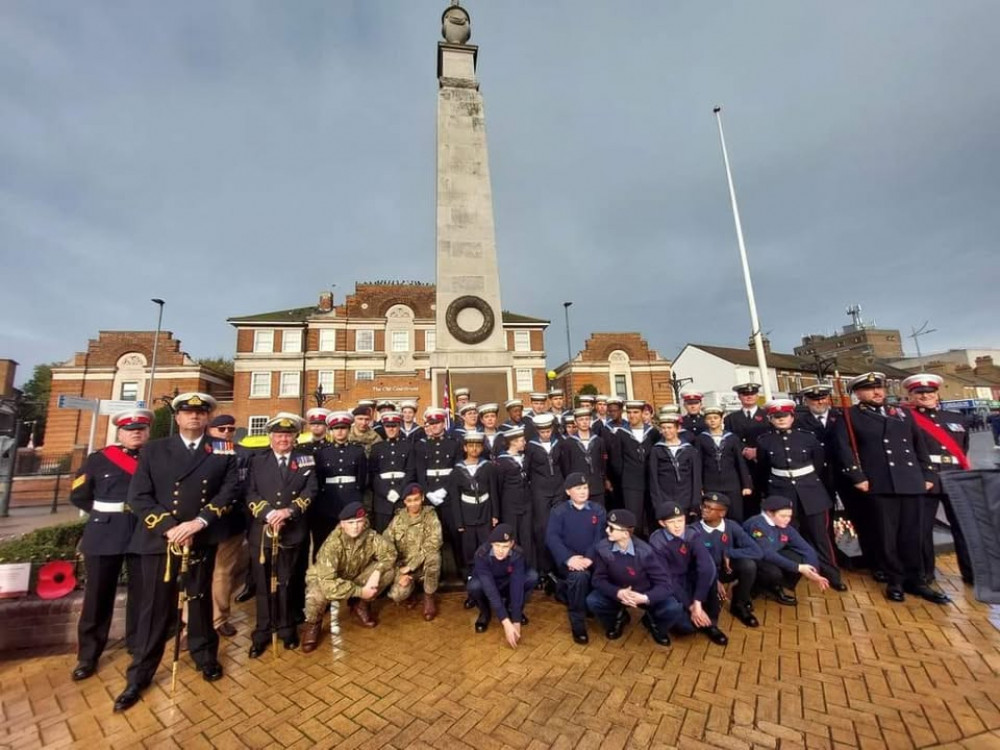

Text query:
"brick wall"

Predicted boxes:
[[0, 359, 16, 398], [0, 590, 126, 654]]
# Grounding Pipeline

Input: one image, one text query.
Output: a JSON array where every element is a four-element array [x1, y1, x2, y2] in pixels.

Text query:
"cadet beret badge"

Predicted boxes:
[[752, 529, 763, 538], [356, 507, 366, 519]]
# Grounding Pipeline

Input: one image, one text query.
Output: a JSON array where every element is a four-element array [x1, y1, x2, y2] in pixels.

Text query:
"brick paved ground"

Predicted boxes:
[[1, 554, 999, 750]]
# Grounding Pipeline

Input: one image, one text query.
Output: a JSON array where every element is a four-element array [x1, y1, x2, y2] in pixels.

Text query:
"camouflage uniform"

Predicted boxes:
[[303, 527, 397, 622], [384, 507, 443, 601], [348, 426, 383, 457]]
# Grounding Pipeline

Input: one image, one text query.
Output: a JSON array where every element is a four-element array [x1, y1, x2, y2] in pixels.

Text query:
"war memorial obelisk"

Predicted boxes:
[[431, 2, 516, 405]]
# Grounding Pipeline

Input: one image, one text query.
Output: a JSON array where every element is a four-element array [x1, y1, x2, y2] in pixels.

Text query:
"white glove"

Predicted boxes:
[[427, 488, 447, 506], [387, 490, 400, 503]]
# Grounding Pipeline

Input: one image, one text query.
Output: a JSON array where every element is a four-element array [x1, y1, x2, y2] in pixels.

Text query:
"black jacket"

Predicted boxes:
[[71, 446, 139, 556], [559, 433, 607, 500], [648, 441, 702, 515], [245, 449, 319, 547], [524, 439, 565, 501], [697, 432, 752, 496], [314, 442, 368, 519], [756, 428, 832, 516]]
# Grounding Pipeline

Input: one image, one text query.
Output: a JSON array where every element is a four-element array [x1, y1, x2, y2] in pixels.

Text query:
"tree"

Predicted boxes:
[[151, 406, 173, 439], [197, 356, 234, 377], [18, 362, 61, 447]]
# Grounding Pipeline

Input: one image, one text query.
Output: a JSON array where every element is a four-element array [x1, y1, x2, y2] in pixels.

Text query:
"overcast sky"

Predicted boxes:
[[3, 1, 999, 384]]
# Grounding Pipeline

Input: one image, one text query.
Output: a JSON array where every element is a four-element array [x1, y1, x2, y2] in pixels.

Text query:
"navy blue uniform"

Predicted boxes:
[[495, 453, 534, 566], [725, 407, 770, 516], [416, 434, 464, 571], [466, 544, 537, 623], [690, 519, 762, 612], [559, 433, 608, 505], [524, 438, 565, 575], [609, 425, 659, 533], [545, 500, 606, 635], [697, 432, 753, 521], [743, 514, 818, 594], [649, 526, 718, 629], [70, 446, 142, 667], [449, 460, 500, 575], [681, 412, 707, 437], [313, 442, 368, 556], [368, 437, 414, 532], [648, 441, 702, 518]]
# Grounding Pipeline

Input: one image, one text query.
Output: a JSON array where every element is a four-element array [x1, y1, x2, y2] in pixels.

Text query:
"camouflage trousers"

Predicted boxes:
[[303, 562, 394, 623], [387, 554, 442, 602]]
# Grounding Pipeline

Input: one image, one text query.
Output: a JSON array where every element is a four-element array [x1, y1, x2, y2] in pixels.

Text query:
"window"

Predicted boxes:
[[250, 372, 270, 398], [513, 330, 531, 352], [355, 370, 375, 382], [248, 416, 268, 436], [282, 329, 302, 353], [120, 381, 138, 401], [279, 371, 300, 398], [391, 330, 409, 352], [317, 371, 335, 394], [253, 329, 274, 353], [424, 329, 436, 352], [515, 368, 533, 392], [614, 374, 628, 398], [318, 329, 337, 352], [356, 329, 375, 352]]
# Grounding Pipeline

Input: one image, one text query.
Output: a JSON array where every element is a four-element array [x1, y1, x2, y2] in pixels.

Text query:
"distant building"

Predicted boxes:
[[793, 305, 904, 360], [0, 359, 17, 398], [550, 333, 673, 407], [891, 348, 1000, 371], [228, 283, 549, 436], [45, 332, 233, 455]]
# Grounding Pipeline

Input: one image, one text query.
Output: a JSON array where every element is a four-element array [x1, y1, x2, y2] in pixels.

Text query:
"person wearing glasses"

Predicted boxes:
[[586, 508, 684, 646]]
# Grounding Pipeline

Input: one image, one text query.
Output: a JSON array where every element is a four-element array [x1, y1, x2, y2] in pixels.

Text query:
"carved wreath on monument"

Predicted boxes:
[[445, 295, 495, 344]]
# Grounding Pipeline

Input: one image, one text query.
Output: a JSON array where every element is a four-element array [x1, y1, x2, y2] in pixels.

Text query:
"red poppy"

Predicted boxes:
[[591, 515, 598, 525], [680, 544, 688, 555], [780, 534, 789, 543], [290, 461, 298, 472], [204, 443, 213, 453], [507, 566, 514, 574], [721, 534, 728, 543], [626, 567, 636, 577], [754, 415, 763, 422]]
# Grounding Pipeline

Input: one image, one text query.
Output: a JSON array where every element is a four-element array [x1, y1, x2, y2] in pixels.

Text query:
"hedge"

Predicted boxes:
[[0, 521, 86, 564]]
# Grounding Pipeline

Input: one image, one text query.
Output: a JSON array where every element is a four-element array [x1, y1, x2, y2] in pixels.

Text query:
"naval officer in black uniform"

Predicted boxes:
[[113, 393, 238, 712], [70, 408, 152, 682]]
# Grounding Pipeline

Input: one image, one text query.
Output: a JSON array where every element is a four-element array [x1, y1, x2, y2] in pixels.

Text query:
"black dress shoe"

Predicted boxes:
[[905, 583, 951, 605], [701, 626, 729, 646], [769, 587, 798, 606], [606, 610, 630, 640], [234, 585, 256, 604], [640, 613, 671, 646], [475, 614, 489, 633], [283, 636, 299, 650], [201, 663, 224, 682], [463, 597, 477, 610], [72, 663, 96, 682], [886, 586, 905, 603], [519, 613, 529, 627], [113, 686, 142, 713], [831, 581, 849, 592], [730, 605, 759, 628], [248, 644, 267, 659], [872, 570, 889, 584], [572, 631, 589, 645]]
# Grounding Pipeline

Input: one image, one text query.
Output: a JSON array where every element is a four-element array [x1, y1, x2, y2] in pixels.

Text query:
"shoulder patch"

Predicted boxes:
[[72, 474, 87, 491]]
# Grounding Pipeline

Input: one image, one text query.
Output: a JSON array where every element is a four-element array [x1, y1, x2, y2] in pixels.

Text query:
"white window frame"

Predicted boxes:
[[253, 329, 274, 353], [317, 370, 335, 394], [355, 329, 375, 352], [614, 374, 628, 398], [515, 368, 533, 392], [318, 329, 337, 352], [513, 330, 531, 353], [355, 370, 375, 382], [391, 330, 409, 353], [248, 416, 269, 436], [424, 329, 436, 352], [250, 371, 271, 398], [282, 328, 302, 353], [120, 381, 139, 401], [279, 371, 301, 398]]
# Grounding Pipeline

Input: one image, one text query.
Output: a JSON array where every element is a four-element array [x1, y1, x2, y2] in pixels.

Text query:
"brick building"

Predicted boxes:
[[228, 283, 549, 435], [0, 359, 17, 399], [794, 306, 904, 360], [45, 332, 233, 455], [550, 333, 674, 408]]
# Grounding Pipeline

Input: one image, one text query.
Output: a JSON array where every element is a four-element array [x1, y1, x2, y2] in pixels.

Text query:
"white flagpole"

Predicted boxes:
[[713, 106, 772, 401]]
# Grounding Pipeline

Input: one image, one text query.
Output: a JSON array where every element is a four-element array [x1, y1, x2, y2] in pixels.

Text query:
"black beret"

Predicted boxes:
[[607, 509, 636, 528], [701, 492, 731, 508], [563, 472, 589, 492], [403, 482, 423, 497], [657, 504, 685, 521], [352, 406, 373, 417], [338, 502, 367, 521], [762, 495, 794, 512], [209, 414, 236, 428], [488, 524, 515, 544]]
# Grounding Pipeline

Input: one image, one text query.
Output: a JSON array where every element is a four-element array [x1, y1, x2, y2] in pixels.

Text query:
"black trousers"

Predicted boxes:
[[922, 493, 973, 583], [460, 523, 491, 578], [557, 566, 592, 633], [718, 556, 757, 610], [250, 539, 305, 647], [467, 570, 539, 621], [77, 553, 140, 665], [620, 487, 647, 536], [795, 508, 842, 586], [756, 550, 803, 592], [531, 494, 559, 574], [871, 493, 923, 588], [125, 546, 218, 688], [436, 500, 465, 579], [501, 509, 534, 568], [840, 483, 882, 571]]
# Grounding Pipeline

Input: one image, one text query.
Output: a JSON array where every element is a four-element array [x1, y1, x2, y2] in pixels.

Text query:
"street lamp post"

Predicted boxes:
[[313, 384, 332, 408], [148, 298, 165, 408], [668, 372, 694, 406], [562, 302, 574, 405]]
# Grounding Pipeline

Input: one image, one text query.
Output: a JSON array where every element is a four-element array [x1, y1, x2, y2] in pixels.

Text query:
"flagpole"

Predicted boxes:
[[713, 106, 772, 402]]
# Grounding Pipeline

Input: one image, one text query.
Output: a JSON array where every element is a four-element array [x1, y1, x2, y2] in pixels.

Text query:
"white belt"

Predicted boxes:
[[426, 468, 452, 477], [325, 476, 357, 485], [379, 471, 406, 479], [771, 466, 815, 478], [929, 455, 956, 465], [461, 493, 489, 505], [92, 500, 126, 513]]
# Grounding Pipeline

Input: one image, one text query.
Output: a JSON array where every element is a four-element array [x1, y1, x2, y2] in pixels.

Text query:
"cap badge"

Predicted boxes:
[[188, 396, 203, 406]]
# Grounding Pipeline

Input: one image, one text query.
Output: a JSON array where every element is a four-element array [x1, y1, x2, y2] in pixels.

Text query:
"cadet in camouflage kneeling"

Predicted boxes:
[[384, 483, 443, 621], [301, 502, 396, 652]]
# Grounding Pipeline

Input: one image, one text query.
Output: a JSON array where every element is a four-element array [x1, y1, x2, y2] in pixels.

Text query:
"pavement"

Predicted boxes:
[[0, 506, 82, 542]]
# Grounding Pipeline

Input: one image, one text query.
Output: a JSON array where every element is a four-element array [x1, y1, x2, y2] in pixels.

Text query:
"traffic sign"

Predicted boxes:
[[57, 395, 98, 411], [99, 399, 147, 415]]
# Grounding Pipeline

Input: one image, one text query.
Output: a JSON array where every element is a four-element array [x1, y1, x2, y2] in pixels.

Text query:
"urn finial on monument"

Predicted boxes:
[[442, 2, 471, 45]]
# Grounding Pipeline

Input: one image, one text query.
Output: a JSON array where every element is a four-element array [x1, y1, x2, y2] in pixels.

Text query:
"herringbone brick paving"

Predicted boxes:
[[2, 554, 999, 749]]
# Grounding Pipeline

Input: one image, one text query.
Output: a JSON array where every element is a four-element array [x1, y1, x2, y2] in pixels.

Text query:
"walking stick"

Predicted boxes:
[[269, 527, 280, 661], [169, 544, 191, 695], [833, 371, 860, 466]]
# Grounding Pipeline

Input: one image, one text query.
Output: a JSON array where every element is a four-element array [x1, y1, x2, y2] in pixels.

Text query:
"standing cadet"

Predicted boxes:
[[373, 400, 398, 438], [680, 391, 708, 437], [545, 473, 607, 644], [113, 393, 238, 713], [500, 398, 527, 432], [348, 405, 382, 456], [793, 385, 840, 497], [725, 382, 770, 516], [451, 402, 482, 440], [756, 400, 847, 591], [691, 493, 763, 628], [562, 413, 578, 438], [648, 413, 702, 519], [70, 408, 152, 682], [467, 524, 538, 648], [478, 403, 503, 458], [244, 414, 318, 658], [697, 406, 753, 521], [450, 433, 499, 582], [649, 505, 728, 645], [313, 412, 368, 553], [399, 400, 425, 443], [523, 392, 549, 441], [548, 388, 568, 433], [368, 412, 414, 532], [832, 372, 945, 604], [384, 483, 443, 620], [524, 414, 565, 584], [586, 509, 683, 646], [302, 408, 332, 454], [415, 408, 464, 574], [605, 396, 626, 432], [495, 426, 534, 566], [592, 395, 610, 435], [300, 502, 397, 651], [453, 387, 471, 411], [609, 400, 659, 533], [901, 373, 973, 586], [744, 496, 830, 605], [560, 407, 609, 505]]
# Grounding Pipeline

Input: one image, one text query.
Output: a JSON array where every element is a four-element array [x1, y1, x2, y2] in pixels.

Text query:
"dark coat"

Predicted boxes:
[[724, 408, 770, 449], [649, 526, 717, 607], [756, 428, 832, 516], [368, 438, 414, 516], [697, 432, 752, 496], [495, 454, 531, 520], [591, 537, 674, 604], [524, 439, 565, 501], [609, 425, 659, 490], [908, 406, 969, 492], [450, 460, 500, 528], [70, 446, 139, 556], [648, 441, 702, 515], [245, 449, 319, 548], [559, 434, 608, 499], [314, 442, 368, 519]]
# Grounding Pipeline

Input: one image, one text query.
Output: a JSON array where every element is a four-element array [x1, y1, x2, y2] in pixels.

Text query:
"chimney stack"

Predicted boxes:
[[317, 291, 333, 313]]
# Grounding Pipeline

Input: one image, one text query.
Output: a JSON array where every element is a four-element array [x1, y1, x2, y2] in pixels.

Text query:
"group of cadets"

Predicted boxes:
[[69, 368, 973, 711]]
